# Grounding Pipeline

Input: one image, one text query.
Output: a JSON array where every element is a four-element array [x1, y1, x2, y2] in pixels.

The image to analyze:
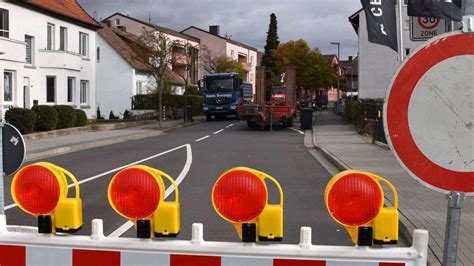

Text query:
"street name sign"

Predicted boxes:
[[384, 31, 473, 195], [410, 16, 449, 41]]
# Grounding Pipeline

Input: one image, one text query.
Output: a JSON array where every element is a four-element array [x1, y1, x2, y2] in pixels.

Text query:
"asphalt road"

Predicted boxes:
[[3, 120, 351, 246]]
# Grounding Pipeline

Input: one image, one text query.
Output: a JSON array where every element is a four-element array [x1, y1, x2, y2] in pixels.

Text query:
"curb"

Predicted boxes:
[[311, 127, 414, 247], [26, 119, 204, 161], [374, 141, 390, 150]]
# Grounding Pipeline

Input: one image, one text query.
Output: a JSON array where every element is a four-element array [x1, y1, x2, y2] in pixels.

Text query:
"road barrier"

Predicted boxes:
[[0, 217, 428, 266]]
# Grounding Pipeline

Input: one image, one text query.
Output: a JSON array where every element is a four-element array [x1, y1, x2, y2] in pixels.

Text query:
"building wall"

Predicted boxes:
[[226, 42, 257, 92], [96, 35, 135, 118], [0, 1, 97, 117], [357, 4, 444, 99], [105, 14, 153, 36], [181, 27, 227, 81]]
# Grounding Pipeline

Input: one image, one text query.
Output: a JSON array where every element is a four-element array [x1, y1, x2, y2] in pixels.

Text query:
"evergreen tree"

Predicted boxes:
[[261, 13, 280, 82]]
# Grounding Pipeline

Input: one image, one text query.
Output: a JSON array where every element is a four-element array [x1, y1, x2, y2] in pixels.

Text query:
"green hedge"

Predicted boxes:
[[75, 109, 88, 127], [132, 94, 203, 117], [53, 105, 76, 129], [32, 105, 59, 131], [5, 108, 37, 134], [344, 100, 360, 125]]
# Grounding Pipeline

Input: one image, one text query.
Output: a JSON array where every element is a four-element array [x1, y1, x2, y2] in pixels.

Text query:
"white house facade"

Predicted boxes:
[[349, 3, 456, 99], [0, 0, 99, 118]]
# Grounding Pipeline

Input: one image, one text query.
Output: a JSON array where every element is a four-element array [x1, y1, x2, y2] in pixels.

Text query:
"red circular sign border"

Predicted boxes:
[[417, 17, 440, 30], [384, 32, 474, 194]]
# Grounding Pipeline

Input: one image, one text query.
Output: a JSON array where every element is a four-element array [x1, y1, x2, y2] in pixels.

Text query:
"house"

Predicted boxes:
[[0, 0, 100, 118], [181, 25, 258, 93], [349, 3, 454, 100], [340, 56, 358, 99], [323, 54, 344, 103], [96, 23, 185, 118], [101, 13, 200, 91]]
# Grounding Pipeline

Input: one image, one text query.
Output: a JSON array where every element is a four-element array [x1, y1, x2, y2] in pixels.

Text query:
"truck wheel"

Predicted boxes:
[[206, 115, 211, 121], [247, 121, 257, 128]]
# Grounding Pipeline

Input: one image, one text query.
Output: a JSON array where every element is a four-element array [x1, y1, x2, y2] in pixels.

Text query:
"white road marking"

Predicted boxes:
[[289, 127, 305, 135], [195, 135, 210, 142], [225, 124, 234, 128], [4, 144, 189, 211], [213, 129, 224, 135], [108, 144, 193, 237]]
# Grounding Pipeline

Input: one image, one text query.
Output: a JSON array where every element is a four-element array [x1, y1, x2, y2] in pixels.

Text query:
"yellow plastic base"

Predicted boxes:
[[54, 198, 83, 233], [153, 201, 180, 236], [257, 204, 283, 240], [373, 208, 398, 244]]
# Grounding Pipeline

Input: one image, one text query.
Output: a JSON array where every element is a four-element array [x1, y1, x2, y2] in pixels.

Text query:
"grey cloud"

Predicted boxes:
[[78, 0, 361, 59]]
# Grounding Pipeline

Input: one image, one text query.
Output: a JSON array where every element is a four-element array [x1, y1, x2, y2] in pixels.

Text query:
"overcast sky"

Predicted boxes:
[[77, 0, 361, 60]]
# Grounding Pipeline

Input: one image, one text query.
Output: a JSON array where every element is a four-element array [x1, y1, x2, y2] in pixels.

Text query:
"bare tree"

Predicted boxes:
[[134, 29, 178, 127]]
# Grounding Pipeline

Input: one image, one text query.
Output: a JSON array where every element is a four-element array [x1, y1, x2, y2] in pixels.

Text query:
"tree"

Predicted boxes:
[[134, 29, 178, 127], [274, 39, 335, 103], [200, 47, 244, 76], [261, 13, 280, 84]]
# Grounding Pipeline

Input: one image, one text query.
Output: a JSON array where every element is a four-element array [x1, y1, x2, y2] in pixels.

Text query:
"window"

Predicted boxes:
[[230, 50, 234, 58], [115, 18, 120, 26], [80, 80, 89, 104], [25, 35, 34, 64], [79, 32, 89, 57], [96, 47, 100, 61], [3, 72, 13, 102], [47, 23, 55, 50], [250, 56, 253, 64], [136, 81, 143, 95], [0, 8, 9, 38], [59, 27, 67, 51], [250, 73, 253, 83], [67, 77, 75, 103], [46, 76, 55, 103]]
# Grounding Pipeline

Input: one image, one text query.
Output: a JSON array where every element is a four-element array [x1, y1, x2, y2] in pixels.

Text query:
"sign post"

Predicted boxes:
[[384, 31, 473, 266]]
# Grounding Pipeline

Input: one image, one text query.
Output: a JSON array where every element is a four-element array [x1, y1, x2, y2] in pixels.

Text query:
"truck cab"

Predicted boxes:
[[200, 73, 242, 120]]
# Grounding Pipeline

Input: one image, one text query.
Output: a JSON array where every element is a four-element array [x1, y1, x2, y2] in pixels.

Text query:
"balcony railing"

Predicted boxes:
[[240, 62, 252, 72], [0, 37, 26, 63], [173, 53, 188, 65], [38, 50, 83, 71]]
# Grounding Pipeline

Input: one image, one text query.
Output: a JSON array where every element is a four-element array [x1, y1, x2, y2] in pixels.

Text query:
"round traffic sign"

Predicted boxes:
[[2, 123, 26, 176], [384, 31, 473, 195], [417, 17, 440, 30]]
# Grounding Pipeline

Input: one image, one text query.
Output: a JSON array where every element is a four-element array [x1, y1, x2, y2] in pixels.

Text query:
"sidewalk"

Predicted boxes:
[[25, 118, 203, 161], [312, 111, 473, 266]]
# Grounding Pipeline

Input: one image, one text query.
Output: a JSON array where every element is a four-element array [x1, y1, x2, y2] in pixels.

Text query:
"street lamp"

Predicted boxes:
[[330, 42, 341, 112]]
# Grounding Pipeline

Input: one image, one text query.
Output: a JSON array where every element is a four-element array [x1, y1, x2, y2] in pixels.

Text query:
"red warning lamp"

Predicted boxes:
[[108, 165, 180, 239], [326, 173, 383, 226], [325, 170, 399, 246], [11, 162, 83, 234], [13, 165, 62, 215], [213, 169, 267, 223], [109, 168, 161, 219], [212, 167, 283, 242]]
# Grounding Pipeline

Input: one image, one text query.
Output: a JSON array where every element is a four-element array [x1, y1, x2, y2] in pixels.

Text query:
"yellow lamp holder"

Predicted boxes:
[[325, 170, 399, 246], [212, 167, 284, 242], [11, 162, 83, 234], [107, 165, 180, 239]]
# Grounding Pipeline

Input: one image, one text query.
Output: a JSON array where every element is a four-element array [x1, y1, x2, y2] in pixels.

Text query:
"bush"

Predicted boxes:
[[32, 105, 58, 131], [132, 93, 203, 116], [96, 106, 103, 120], [123, 109, 131, 120], [109, 111, 118, 120], [75, 109, 88, 127], [5, 108, 37, 134], [344, 100, 360, 125], [53, 105, 76, 129]]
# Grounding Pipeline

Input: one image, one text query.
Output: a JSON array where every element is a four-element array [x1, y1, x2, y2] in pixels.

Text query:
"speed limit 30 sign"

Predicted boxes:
[[384, 31, 474, 195], [410, 16, 449, 41]]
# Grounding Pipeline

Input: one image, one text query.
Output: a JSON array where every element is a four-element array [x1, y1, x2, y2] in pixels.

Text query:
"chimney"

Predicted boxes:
[[349, 56, 353, 63], [209, 25, 220, 36]]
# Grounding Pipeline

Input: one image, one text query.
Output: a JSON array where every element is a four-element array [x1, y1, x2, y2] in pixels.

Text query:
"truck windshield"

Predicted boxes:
[[205, 78, 234, 92], [272, 87, 286, 94]]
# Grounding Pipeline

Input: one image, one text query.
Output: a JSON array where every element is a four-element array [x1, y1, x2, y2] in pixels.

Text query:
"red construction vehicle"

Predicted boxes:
[[238, 66, 297, 128]]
